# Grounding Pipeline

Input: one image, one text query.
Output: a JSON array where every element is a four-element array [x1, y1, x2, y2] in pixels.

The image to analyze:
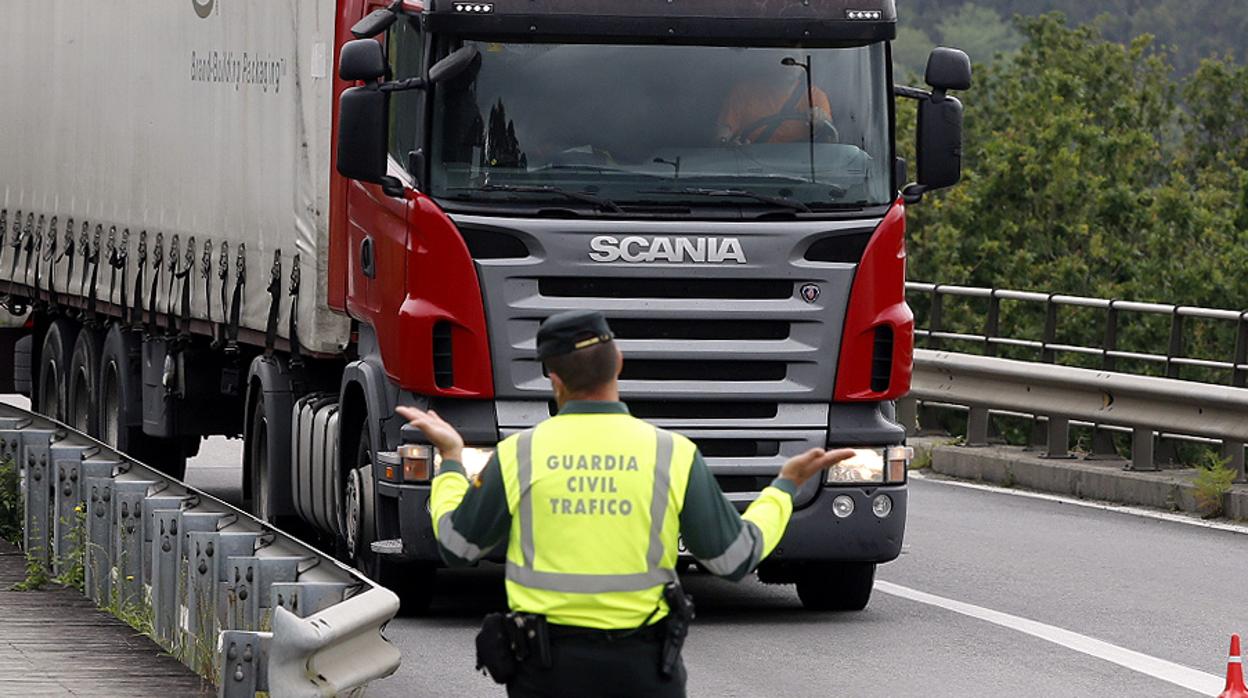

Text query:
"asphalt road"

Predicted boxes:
[[181, 436, 1247, 697]]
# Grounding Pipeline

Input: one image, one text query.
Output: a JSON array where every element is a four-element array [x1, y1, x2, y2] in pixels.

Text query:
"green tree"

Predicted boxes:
[[935, 4, 1022, 65]]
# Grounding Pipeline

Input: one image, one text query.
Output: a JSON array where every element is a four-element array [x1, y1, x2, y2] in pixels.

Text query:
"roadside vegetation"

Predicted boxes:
[[0, 458, 19, 545], [897, 13, 1248, 383]]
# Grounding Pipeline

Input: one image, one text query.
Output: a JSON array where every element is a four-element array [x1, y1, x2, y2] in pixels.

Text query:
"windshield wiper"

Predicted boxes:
[[450, 184, 624, 214], [641, 187, 812, 213]]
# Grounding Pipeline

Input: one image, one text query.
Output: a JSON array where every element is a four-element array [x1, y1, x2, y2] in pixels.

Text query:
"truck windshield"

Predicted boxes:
[[430, 41, 892, 212]]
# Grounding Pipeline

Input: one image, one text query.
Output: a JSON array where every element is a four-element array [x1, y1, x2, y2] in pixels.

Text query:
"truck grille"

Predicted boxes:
[[538, 277, 792, 300], [462, 214, 880, 502]]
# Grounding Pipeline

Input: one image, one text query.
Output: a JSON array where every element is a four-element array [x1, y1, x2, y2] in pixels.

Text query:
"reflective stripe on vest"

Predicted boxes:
[[506, 426, 677, 594]]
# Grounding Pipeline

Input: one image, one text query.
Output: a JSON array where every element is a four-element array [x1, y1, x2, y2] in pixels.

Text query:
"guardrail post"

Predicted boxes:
[[1041, 295, 1058, 364], [225, 555, 301, 632], [84, 474, 116, 604], [173, 510, 227, 659], [1128, 429, 1159, 472], [271, 581, 349, 619], [1044, 416, 1072, 459], [113, 478, 157, 610], [1222, 441, 1246, 484], [1166, 308, 1185, 379], [928, 288, 944, 351], [50, 444, 91, 576], [965, 406, 990, 447], [1102, 300, 1119, 373], [218, 629, 270, 698], [22, 431, 56, 569], [1233, 311, 1247, 388], [142, 494, 185, 603], [151, 508, 183, 645], [983, 290, 1000, 357]]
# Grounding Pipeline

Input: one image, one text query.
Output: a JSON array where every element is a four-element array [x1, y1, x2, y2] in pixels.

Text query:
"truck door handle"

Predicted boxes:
[[360, 237, 376, 279]]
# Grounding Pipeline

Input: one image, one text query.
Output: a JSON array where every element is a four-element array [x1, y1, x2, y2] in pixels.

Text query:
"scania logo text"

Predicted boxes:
[[588, 236, 747, 264]]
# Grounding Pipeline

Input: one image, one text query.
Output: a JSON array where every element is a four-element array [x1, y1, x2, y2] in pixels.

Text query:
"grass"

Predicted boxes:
[[1193, 452, 1237, 518], [0, 458, 20, 545]]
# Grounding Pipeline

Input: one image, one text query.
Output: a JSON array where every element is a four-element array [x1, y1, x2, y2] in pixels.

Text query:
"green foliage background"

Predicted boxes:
[[895, 10, 1248, 375]]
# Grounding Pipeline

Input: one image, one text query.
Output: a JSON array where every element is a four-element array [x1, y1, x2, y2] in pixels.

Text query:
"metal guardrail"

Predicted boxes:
[[6, 402, 400, 696], [907, 282, 1248, 386], [903, 349, 1248, 482]]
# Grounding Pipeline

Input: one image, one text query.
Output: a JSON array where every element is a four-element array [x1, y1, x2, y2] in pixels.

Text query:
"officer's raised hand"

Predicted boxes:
[[778, 448, 857, 487], [396, 406, 464, 462]]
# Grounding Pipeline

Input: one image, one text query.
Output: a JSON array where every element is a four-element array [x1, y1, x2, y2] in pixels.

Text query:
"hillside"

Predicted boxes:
[[895, 0, 1248, 76]]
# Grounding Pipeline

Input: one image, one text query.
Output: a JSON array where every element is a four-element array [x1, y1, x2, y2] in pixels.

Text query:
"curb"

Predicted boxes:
[[908, 437, 1248, 521]]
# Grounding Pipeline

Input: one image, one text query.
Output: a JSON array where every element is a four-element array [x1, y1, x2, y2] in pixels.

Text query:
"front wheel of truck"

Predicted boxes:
[[795, 562, 877, 612]]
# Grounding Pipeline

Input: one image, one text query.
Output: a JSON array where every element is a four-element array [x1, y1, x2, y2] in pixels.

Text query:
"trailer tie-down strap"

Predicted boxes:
[[132, 231, 147, 331], [85, 224, 102, 325], [77, 222, 91, 299], [3, 212, 19, 301], [41, 217, 58, 310], [288, 253, 304, 371], [60, 218, 76, 310], [31, 216, 45, 306], [201, 239, 213, 340], [265, 250, 282, 355], [214, 241, 230, 349], [0, 210, 8, 280], [105, 227, 120, 320], [164, 235, 181, 338], [226, 243, 246, 353], [177, 236, 195, 343], [146, 232, 163, 338], [22, 215, 36, 289], [112, 229, 130, 326]]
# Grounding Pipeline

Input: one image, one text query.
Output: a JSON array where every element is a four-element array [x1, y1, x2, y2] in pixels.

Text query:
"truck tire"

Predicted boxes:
[[346, 427, 435, 615], [36, 318, 79, 422], [98, 325, 187, 479], [795, 562, 877, 612], [66, 327, 103, 436]]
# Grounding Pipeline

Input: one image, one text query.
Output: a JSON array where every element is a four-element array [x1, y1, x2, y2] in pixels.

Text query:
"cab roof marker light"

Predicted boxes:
[[846, 9, 883, 20], [453, 3, 494, 13]]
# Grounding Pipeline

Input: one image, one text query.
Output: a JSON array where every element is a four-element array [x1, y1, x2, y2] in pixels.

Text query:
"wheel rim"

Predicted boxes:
[[345, 467, 362, 561], [101, 362, 121, 447]]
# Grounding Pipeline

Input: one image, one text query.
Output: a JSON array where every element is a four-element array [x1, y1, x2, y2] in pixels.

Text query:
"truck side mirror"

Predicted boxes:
[[925, 47, 972, 92], [337, 40, 400, 193], [902, 47, 971, 204], [339, 39, 387, 82]]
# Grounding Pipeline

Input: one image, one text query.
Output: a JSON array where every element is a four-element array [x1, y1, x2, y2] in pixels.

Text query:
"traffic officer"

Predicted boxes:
[[397, 310, 853, 697]]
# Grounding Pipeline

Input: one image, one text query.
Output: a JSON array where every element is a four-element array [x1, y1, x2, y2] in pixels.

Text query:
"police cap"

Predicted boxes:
[[536, 310, 615, 361]]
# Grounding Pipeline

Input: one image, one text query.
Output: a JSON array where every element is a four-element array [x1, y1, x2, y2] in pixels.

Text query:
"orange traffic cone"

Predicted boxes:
[[1219, 634, 1248, 698]]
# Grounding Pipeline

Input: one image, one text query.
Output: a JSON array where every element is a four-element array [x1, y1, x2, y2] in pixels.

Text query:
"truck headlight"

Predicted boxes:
[[434, 447, 496, 479], [825, 448, 885, 484], [824, 446, 914, 485]]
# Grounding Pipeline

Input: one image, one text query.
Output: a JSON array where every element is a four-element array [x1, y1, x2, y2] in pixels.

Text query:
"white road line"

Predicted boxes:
[[910, 470, 1248, 536], [876, 581, 1224, 696]]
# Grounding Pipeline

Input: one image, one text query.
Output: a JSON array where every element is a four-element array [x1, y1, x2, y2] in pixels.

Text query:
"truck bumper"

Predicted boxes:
[[764, 483, 907, 564], [379, 481, 442, 561]]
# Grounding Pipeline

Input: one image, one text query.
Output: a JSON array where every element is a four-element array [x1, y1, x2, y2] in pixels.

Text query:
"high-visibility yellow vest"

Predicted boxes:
[[496, 412, 697, 629]]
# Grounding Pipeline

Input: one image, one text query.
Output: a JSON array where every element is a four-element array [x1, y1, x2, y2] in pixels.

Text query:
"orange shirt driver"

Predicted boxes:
[[717, 78, 833, 145]]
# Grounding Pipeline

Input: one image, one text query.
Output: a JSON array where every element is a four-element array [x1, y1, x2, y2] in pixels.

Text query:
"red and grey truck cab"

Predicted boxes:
[[331, 0, 970, 610]]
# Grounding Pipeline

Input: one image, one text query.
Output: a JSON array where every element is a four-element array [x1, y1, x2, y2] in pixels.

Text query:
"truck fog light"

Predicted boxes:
[[832, 495, 855, 518], [872, 494, 893, 519]]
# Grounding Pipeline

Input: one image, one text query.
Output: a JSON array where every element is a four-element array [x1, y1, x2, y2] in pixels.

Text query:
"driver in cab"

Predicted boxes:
[[717, 59, 833, 145]]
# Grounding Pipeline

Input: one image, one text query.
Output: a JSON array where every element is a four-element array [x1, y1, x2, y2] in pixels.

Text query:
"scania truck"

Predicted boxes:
[[0, 0, 969, 611]]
